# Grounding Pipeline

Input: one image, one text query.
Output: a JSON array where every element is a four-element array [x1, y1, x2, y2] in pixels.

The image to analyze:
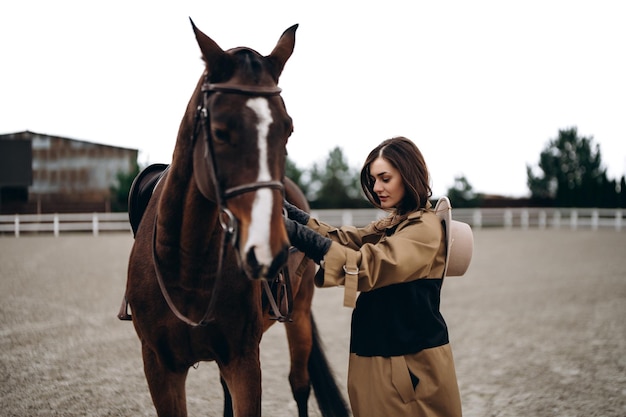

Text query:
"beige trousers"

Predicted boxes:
[[347, 344, 462, 417]]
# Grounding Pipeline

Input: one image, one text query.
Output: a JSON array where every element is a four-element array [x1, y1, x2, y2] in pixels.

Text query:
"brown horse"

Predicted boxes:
[[123, 20, 348, 417]]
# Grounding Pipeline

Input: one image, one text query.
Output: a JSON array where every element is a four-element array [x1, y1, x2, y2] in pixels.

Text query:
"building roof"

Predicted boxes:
[[0, 130, 139, 153]]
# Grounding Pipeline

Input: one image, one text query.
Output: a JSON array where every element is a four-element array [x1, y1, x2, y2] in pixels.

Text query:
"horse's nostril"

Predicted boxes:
[[247, 246, 260, 270], [245, 246, 269, 279], [268, 244, 290, 279], [245, 245, 289, 280]]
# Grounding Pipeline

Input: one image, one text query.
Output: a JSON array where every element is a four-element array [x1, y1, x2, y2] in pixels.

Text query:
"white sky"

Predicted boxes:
[[1, 0, 625, 198]]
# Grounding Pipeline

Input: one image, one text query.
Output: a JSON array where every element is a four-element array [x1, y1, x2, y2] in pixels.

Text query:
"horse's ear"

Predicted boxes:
[[189, 18, 233, 80], [266, 24, 298, 81]]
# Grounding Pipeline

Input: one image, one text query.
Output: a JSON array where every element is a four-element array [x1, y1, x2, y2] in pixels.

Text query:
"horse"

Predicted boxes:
[[122, 20, 349, 417]]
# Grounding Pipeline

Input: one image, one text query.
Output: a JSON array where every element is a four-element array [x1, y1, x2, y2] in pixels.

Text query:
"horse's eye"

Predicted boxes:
[[212, 128, 230, 143]]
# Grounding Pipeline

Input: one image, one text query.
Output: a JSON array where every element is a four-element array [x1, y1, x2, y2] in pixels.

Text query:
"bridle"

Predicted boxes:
[[198, 81, 286, 207], [151, 78, 294, 327]]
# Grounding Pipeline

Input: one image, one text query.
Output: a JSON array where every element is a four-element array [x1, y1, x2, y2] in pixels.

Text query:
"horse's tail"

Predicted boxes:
[[309, 313, 351, 417]]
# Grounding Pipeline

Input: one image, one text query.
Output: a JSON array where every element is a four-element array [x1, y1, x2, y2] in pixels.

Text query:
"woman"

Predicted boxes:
[[284, 136, 462, 417]]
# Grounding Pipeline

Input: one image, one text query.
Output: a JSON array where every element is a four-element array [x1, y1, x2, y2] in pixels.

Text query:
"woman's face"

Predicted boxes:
[[369, 157, 405, 209]]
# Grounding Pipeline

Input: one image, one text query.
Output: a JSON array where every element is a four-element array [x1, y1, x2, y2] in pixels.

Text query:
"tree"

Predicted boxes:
[[110, 162, 141, 212], [527, 127, 613, 207], [285, 157, 309, 197], [307, 147, 367, 209], [446, 175, 482, 208]]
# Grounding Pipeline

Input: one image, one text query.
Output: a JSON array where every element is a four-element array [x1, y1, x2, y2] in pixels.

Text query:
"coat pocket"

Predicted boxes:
[[390, 356, 417, 404]]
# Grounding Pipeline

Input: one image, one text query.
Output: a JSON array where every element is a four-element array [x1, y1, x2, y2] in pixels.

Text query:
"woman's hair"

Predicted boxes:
[[360, 136, 432, 214]]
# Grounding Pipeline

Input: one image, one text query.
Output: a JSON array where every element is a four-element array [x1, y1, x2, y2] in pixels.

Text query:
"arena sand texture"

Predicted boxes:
[[1, 229, 625, 416]]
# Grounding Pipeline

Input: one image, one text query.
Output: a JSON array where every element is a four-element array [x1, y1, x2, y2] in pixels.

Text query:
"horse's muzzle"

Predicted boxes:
[[244, 243, 290, 280]]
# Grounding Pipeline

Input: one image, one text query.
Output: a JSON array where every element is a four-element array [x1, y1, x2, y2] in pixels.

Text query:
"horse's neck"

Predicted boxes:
[[154, 81, 224, 277], [157, 86, 210, 238], [154, 158, 222, 283], [160, 164, 217, 227], [156, 188, 221, 291]]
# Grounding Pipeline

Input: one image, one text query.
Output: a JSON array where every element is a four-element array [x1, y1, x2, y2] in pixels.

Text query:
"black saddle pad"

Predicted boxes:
[[128, 163, 169, 237]]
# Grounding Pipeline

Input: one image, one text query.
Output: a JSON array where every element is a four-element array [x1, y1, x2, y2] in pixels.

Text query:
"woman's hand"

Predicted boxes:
[[284, 218, 331, 263], [283, 200, 310, 225]]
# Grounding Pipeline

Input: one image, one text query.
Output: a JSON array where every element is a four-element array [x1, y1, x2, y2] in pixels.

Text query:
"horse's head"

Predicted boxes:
[[189, 20, 297, 280]]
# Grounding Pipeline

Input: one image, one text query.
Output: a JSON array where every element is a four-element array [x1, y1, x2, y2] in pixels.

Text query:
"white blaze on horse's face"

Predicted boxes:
[[244, 97, 274, 267]]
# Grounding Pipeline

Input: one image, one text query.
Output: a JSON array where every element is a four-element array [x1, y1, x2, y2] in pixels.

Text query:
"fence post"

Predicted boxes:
[[591, 209, 599, 231], [538, 210, 547, 229], [92, 213, 99, 237], [53, 214, 60, 237], [341, 210, 353, 227], [616, 209, 623, 231], [14, 214, 20, 238], [570, 210, 578, 230], [521, 209, 529, 230], [473, 209, 482, 229], [504, 209, 513, 229], [552, 211, 561, 229]]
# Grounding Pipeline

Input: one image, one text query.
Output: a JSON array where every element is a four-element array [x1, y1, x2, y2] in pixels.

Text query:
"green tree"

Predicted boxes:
[[110, 162, 141, 212], [307, 147, 367, 209], [446, 175, 482, 208], [527, 127, 613, 207], [285, 157, 309, 197]]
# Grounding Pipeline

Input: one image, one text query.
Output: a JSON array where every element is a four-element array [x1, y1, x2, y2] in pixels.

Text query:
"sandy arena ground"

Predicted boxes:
[[1, 229, 625, 416]]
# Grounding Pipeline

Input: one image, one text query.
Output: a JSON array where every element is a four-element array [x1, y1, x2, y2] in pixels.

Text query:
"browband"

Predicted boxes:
[[202, 82, 282, 96]]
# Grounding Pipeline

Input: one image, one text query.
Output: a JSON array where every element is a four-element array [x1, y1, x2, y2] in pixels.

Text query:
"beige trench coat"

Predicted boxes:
[[307, 209, 462, 417]]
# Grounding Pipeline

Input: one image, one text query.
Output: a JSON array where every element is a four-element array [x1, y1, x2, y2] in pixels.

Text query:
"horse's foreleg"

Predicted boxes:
[[219, 353, 262, 417], [285, 273, 315, 417], [141, 344, 189, 417], [221, 376, 234, 417], [285, 310, 313, 417]]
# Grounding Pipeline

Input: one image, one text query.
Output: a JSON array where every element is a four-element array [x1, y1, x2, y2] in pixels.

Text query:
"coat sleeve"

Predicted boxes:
[[314, 212, 445, 292], [305, 217, 380, 250]]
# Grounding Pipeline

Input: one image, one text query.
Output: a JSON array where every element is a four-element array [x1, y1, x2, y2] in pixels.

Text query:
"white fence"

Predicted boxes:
[[308, 207, 625, 231], [0, 208, 624, 237], [0, 212, 131, 237]]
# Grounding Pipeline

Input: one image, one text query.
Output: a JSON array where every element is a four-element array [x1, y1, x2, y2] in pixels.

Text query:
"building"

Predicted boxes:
[[0, 131, 138, 214]]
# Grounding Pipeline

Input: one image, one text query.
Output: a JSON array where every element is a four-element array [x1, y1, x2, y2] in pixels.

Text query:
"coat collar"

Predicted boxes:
[[374, 207, 427, 232]]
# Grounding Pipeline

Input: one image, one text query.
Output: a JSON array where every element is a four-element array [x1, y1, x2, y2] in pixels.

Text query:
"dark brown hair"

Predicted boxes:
[[360, 136, 432, 214]]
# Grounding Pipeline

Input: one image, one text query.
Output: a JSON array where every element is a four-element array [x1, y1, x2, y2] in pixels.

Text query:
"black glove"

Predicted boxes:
[[284, 218, 331, 264], [283, 200, 310, 225]]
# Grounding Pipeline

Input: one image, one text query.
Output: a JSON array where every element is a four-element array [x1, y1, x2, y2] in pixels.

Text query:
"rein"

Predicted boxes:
[[151, 79, 293, 327]]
